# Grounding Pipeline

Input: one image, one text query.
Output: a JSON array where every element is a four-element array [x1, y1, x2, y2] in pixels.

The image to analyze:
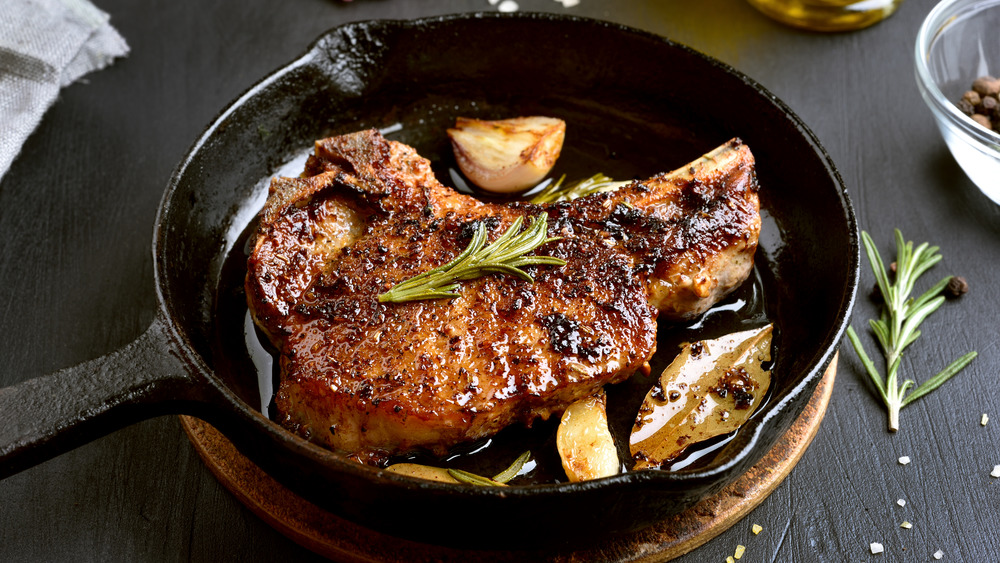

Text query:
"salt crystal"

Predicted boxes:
[[726, 557, 734, 563], [488, 0, 500, 5], [897, 498, 906, 507], [734, 544, 746, 559], [991, 464, 1000, 478], [900, 521, 912, 529], [378, 122, 403, 136], [933, 549, 944, 559], [982, 413, 989, 426], [870, 542, 884, 554], [751, 523, 763, 535], [898, 456, 911, 465], [497, 0, 518, 11]]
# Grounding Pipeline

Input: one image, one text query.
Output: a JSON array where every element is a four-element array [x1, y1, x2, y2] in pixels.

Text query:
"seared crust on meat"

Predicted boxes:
[[246, 129, 759, 463]]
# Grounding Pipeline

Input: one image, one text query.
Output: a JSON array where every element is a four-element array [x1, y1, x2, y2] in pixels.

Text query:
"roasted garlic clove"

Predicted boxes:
[[557, 389, 619, 482], [630, 325, 773, 470], [448, 116, 565, 193]]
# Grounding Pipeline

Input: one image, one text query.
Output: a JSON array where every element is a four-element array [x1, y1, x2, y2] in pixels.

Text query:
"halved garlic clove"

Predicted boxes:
[[448, 116, 565, 194], [556, 389, 619, 482]]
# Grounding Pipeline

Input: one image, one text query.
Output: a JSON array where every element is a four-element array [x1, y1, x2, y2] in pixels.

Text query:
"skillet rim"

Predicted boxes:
[[152, 11, 860, 499]]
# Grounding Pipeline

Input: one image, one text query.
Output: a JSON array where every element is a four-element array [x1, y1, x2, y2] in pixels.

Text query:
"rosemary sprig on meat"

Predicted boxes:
[[845, 229, 977, 432], [377, 213, 565, 303], [528, 173, 629, 204]]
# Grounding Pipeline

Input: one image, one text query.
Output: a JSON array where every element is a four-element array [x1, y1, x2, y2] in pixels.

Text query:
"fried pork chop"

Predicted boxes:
[[246, 129, 760, 463]]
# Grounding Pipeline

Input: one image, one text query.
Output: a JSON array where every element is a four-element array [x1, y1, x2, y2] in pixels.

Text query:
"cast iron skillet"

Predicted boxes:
[[0, 13, 858, 549]]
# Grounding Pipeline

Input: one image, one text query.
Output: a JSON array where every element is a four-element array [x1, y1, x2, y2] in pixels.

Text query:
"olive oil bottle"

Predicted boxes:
[[747, 0, 903, 32]]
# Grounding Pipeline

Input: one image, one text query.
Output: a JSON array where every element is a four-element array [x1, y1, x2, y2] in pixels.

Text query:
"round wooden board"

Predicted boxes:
[[181, 354, 836, 562]]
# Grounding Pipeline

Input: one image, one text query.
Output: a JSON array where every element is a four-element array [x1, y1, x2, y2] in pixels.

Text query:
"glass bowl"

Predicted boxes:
[[915, 0, 1000, 203]]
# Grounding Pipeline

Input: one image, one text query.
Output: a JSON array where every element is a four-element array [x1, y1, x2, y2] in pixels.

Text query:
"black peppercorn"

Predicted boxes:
[[944, 276, 969, 299], [870, 282, 884, 304], [962, 90, 982, 106], [972, 76, 1000, 97], [978, 95, 998, 116], [971, 114, 994, 130], [958, 78, 1000, 127]]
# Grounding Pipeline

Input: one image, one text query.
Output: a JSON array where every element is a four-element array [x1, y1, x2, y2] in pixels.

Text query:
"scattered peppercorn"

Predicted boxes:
[[958, 76, 1000, 131], [944, 276, 969, 299], [870, 282, 884, 304]]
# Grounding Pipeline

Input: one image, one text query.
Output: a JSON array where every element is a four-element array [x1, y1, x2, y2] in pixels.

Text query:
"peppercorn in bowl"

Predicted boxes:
[[915, 0, 1000, 203]]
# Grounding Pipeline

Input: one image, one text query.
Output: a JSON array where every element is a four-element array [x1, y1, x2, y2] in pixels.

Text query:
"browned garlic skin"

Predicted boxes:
[[448, 116, 565, 193]]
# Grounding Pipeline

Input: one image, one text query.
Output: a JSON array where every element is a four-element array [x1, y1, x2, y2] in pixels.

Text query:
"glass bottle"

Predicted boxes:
[[747, 0, 903, 32]]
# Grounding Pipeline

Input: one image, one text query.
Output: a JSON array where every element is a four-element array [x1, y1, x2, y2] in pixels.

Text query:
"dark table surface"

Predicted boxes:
[[2, 0, 998, 561]]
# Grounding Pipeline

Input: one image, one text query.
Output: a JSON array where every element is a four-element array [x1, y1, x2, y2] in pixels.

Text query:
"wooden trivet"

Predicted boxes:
[[181, 354, 836, 562]]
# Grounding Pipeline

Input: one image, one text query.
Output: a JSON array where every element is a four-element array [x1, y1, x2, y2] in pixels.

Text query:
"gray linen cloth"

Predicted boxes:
[[0, 0, 128, 181]]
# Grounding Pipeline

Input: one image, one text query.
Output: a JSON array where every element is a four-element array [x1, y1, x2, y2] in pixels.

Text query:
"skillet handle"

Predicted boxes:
[[0, 315, 209, 479]]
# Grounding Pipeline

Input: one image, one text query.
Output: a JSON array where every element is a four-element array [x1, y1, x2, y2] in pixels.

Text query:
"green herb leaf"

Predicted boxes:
[[446, 451, 532, 487], [377, 213, 565, 303], [492, 450, 531, 483], [448, 468, 507, 487], [902, 351, 978, 407], [846, 326, 887, 401], [847, 229, 976, 432], [528, 174, 630, 204]]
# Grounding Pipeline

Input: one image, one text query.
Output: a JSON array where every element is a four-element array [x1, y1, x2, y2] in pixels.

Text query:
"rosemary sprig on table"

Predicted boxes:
[[447, 451, 532, 487], [377, 213, 565, 303], [845, 229, 977, 432], [528, 173, 630, 204]]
